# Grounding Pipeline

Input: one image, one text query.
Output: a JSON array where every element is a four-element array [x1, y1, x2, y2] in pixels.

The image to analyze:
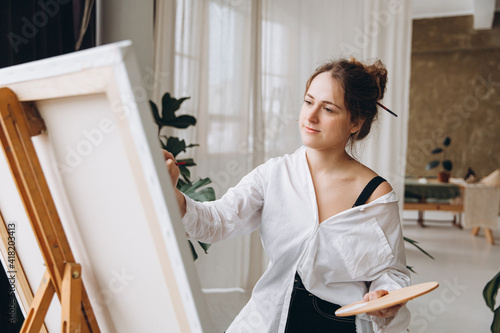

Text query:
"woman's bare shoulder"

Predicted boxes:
[[354, 163, 393, 203], [369, 181, 393, 201]]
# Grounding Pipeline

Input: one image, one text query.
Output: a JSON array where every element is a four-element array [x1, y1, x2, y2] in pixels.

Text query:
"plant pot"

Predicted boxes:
[[438, 171, 450, 183]]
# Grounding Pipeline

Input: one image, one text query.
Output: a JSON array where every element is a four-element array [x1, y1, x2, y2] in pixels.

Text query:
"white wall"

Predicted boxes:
[[97, 0, 155, 81]]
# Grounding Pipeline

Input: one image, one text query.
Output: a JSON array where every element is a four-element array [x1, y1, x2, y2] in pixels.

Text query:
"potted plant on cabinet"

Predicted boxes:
[[426, 136, 453, 182]]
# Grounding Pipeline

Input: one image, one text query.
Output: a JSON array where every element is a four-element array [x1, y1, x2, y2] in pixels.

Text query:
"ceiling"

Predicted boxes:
[[411, 0, 500, 29]]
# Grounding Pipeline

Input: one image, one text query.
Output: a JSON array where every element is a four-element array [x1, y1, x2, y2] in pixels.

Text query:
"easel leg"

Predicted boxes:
[[62, 263, 82, 333], [20, 270, 55, 333], [471, 226, 480, 236], [485, 228, 495, 245]]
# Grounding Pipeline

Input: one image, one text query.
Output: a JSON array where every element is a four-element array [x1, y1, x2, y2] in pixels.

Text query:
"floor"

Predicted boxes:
[[203, 210, 500, 332], [402, 210, 500, 333]]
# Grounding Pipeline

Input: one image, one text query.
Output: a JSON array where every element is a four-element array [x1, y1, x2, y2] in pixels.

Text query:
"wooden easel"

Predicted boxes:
[[0, 87, 100, 332], [0, 210, 48, 333]]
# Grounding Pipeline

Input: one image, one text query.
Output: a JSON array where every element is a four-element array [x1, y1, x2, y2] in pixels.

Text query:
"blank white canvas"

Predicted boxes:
[[0, 41, 212, 332]]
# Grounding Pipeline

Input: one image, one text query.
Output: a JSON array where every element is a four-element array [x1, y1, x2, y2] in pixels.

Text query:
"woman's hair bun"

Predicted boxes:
[[348, 57, 387, 100], [363, 60, 388, 100]]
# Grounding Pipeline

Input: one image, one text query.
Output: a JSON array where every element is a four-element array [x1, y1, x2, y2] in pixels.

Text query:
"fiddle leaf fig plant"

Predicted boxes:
[[150, 92, 215, 260], [150, 93, 195, 134], [484, 271, 500, 333]]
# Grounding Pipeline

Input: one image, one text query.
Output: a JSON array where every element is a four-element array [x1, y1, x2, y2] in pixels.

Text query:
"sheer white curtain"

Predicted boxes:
[[153, 0, 412, 291]]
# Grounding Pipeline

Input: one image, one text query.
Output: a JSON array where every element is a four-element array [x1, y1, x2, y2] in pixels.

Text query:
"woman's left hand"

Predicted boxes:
[[362, 290, 406, 318]]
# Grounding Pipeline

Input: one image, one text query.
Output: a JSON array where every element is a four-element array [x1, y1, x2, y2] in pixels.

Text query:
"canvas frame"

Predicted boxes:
[[0, 40, 212, 332]]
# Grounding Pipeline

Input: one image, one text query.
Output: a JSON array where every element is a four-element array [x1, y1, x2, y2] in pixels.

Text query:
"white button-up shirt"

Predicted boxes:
[[182, 146, 411, 332]]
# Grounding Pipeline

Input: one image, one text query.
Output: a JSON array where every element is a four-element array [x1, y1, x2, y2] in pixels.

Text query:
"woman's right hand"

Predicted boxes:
[[163, 150, 180, 188], [162, 149, 187, 216]]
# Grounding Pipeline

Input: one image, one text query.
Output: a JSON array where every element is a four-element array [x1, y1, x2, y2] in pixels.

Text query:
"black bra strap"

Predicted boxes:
[[352, 176, 386, 207]]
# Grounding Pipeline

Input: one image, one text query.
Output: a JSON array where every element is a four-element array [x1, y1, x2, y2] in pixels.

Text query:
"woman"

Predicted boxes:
[[164, 58, 411, 332]]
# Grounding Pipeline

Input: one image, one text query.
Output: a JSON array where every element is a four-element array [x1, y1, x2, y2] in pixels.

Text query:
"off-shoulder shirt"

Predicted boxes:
[[181, 146, 411, 333]]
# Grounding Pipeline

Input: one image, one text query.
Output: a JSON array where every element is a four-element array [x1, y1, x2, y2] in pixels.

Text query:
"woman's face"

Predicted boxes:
[[299, 72, 361, 152]]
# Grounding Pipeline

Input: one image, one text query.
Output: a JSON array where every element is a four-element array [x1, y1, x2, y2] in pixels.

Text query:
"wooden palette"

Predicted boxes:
[[335, 281, 439, 317]]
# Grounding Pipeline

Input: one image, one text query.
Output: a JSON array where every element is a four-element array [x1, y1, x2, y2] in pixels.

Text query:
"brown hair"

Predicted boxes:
[[304, 57, 388, 142]]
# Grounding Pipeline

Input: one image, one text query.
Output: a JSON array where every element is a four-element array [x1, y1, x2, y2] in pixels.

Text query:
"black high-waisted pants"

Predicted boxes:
[[284, 273, 356, 332]]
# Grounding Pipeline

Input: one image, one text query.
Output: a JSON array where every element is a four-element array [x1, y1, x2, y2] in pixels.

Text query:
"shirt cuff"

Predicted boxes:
[[180, 192, 199, 238], [370, 305, 411, 333]]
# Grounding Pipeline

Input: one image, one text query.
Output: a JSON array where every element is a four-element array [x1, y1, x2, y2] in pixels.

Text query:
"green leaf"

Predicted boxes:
[[431, 148, 443, 154], [158, 135, 168, 149], [443, 136, 451, 147], [154, 93, 193, 128], [177, 178, 187, 188], [161, 93, 177, 121], [443, 160, 453, 171], [179, 164, 191, 179], [198, 241, 211, 253], [150, 100, 161, 125], [188, 187, 216, 202], [181, 174, 191, 185], [404, 236, 435, 260], [179, 177, 213, 194], [189, 241, 211, 260], [406, 265, 416, 274], [179, 177, 216, 202], [484, 271, 500, 311], [164, 115, 197, 129], [492, 306, 500, 333], [165, 137, 187, 157], [188, 240, 198, 261], [161, 93, 190, 121], [426, 160, 440, 170]]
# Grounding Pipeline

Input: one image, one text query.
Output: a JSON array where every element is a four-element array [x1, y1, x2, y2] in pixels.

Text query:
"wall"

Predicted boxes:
[[406, 14, 500, 179], [99, 0, 154, 85]]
